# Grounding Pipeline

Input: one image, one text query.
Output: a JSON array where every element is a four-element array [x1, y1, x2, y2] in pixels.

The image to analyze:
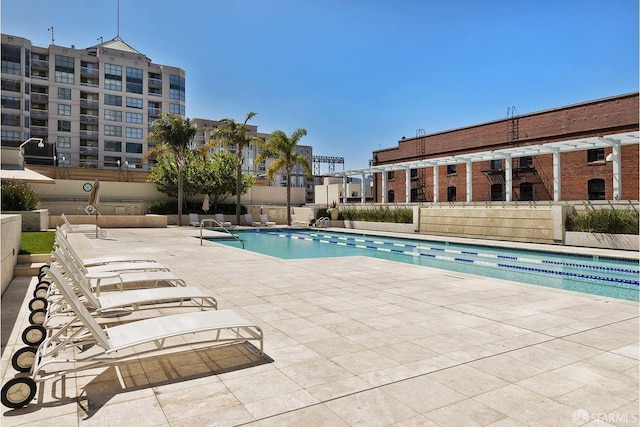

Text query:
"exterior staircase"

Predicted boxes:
[[14, 254, 50, 277]]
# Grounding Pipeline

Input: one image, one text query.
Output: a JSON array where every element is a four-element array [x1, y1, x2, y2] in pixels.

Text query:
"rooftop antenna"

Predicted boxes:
[[117, 0, 120, 37], [48, 26, 54, 45], [97, 36, 103, 45]]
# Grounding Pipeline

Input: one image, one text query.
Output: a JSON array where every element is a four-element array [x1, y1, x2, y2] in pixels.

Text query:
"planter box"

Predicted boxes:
[[564, 231, 639, 251], [4, 209, 49, 231], [343, 220, 415, 233]]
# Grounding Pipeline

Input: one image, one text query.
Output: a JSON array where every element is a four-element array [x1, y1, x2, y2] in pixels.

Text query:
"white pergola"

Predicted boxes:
[[331, 131, 639, 204]]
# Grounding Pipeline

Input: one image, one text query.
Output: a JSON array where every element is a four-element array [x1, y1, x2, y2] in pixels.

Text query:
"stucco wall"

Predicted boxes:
[[1, 214, 21, 295]]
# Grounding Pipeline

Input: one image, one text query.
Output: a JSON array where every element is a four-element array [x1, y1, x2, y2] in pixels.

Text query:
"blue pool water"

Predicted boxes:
[[209, 229, 640, 302]]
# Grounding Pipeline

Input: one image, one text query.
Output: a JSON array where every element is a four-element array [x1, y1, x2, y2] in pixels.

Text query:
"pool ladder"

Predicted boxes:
[[199, 219, 245, 249], [315, 217, 330, 228]]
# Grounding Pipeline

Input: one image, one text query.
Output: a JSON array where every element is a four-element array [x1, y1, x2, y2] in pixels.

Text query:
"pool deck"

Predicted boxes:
[[2, 226, 638, 426]]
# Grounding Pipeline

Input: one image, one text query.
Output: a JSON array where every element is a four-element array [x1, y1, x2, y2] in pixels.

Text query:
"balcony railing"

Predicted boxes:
[[148, 77, 162, 87], [80, 99, 99, 108], [30, 109, 49, 119], [80, 114, 99, 124], [80, 67, 99, 77], [79, 145, 99, 153], [30, 125, 48, 135], [80, 130, 99, 138], [148, 108, 162, 117], [31, 59, 49, 69], [80, 81, 99, 88], [30, 93, 49, 102]]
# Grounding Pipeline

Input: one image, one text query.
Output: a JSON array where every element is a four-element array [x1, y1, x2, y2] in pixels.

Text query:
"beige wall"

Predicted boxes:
[[1, 214, 21, 294]]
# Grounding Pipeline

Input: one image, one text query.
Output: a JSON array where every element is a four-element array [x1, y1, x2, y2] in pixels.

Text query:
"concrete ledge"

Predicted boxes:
[[49, 214, 167, 228], [343, 220, 415, 233], [3, 209, 49, 231], [565, 232, 639, 251]]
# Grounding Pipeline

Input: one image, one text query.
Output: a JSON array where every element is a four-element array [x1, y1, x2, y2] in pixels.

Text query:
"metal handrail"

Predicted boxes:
[[199, 219, 244, 249]]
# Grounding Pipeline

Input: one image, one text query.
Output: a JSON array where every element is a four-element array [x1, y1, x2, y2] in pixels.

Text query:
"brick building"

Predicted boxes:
[[369, 93, 638, 203]]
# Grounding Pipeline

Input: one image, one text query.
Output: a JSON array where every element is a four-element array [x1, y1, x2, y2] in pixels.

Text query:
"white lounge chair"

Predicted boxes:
[[244, 213, 261, 227], [260, 214, 276, 227], [60, 213, 106, 238], [189, 213, 201, 227], [215, 214, 232, 227], [291, 214, 309, 227], [1, 264, 264, 409]]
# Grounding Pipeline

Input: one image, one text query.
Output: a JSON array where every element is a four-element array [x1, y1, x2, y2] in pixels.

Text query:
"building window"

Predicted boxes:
[[57, 152, 71, 166], [104, 140, 122, 152], [126, 127, 143, 139], [490, 184, 503, 201], [104, 125, 122, 137], [104, 109, 122, 122], [490, 159, 502, 171], [520, 182, 533, 201], [54, 55, 75, 84], [58, 87, 71, 100], [104, 156, 122, 168], [520, 156, 533, 168], [587, 148, 605, 163], [1, 96, 20, 109], [447, 164, 457, 174], [57, 120, 71, 132], [126, 97, 143, 109], [104, 63, 122, 91], [387, 171, 395, 180], [57, 136, 71, 148], [104, 94, 122, 106], [387, 190, 395, 202], [57, 104, 71, 116], [410, 188, 418, 202], [126, 112, 143, 124], [1, 130, 21, 143], [1, 113, 21, 127], [169, 74, 185, 101], [126, 142, 143, 153], [125, 157, 142, 168], [1, 44, 21, 75], [447, 186, 457, 202], [1, 78, 20, 92], [126, 67, 143, 94], [169, 103, 185, 115], [588, 178, 606, 200]]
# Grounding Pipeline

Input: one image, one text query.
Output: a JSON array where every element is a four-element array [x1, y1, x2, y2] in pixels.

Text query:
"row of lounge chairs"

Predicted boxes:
[[1, 227, 265, 409]]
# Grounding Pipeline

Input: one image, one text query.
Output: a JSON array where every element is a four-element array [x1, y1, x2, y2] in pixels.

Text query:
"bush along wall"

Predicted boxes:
[[340, 206, 413, 223], [1, 180, 39, 211], [566, 208, 639, 234]]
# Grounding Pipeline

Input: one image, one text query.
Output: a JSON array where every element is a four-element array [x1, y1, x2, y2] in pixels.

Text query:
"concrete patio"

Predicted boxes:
[[2, 227, 638, 426]]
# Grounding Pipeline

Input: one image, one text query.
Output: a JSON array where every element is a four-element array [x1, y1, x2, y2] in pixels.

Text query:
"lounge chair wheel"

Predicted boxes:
[[1, 377, 37, 409], [11, 347, 38, 373], [37, 279, 51, 288], [28, 297, 48, 312], [22, 325, 46, 346], [32, 286, 48, 299], [28, 309, 47, 326], [38, 264, 50, 274]]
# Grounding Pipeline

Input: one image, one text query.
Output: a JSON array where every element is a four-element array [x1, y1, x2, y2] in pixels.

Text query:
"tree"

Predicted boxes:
[[147, 113, 197, 225], [257, 128, 311, 226], [209, 112, 260, 225], [148, 150, 199, 203]]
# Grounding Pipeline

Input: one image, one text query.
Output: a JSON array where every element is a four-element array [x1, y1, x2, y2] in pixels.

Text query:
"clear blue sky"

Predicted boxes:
[[2, 0, 638, 171]]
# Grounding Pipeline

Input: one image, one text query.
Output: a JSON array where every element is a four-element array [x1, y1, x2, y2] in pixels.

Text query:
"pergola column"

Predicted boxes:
[[466, 160, 473, 202], [610, 142, 622, 200], [504, 155, 512, 202], [342, 175, 348, 204], [381, 172, 387, 203], [433, 165, 439, 202], [552, 149, 561, 201], [405, 168, 411, 203], [361, 173, 366, 203]]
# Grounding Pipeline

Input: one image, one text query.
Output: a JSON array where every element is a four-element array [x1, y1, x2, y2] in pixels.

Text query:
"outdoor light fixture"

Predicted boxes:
[[19, 137, 44, 152], [605, 152, 617, 162]]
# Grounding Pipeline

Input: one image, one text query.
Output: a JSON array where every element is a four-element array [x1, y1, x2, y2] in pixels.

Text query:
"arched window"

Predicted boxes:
[[388, 190, 395, 203], [520, 182, 533, 201], [447, 186, 457, 202], [588, 179, 605, 200], [490, 184, 503, 201]]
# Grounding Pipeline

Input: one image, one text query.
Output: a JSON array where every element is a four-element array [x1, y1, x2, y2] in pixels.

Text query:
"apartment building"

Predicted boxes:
[[1, 33, 186, 170], [191, 118, 315, 203]]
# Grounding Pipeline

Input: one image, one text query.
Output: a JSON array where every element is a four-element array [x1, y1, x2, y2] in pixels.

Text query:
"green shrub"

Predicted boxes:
[[1, 180, 39, 211], [147, 200, 244, 215], [340, 206, 413, 223], [566, 209, 639, 234]]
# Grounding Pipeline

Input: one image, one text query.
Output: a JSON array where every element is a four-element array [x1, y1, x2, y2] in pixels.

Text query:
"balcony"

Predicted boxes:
[[30, 125, 48, 136], [80, 99, 99, 108], [80, 66, 99, 77], [80, 114, 99, 124], [31, 93, 49, 102], [31, 59, 49, 69], [31, 109, 49, 119], [80, 79, 99, 88], [148, 108, 162, 117], [80, 130, 99, 138], [148, 77, 162, 87], [79, 145, 99, 153]]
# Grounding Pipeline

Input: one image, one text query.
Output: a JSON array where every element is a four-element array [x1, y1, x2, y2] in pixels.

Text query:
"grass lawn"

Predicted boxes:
[[20, 231, 55, 254]]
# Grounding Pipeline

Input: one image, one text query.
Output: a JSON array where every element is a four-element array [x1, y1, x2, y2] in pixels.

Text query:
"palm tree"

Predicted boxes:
[[209, 112, 259, 225], [257, 128, 311, 226], [147, 113, 197, 226]]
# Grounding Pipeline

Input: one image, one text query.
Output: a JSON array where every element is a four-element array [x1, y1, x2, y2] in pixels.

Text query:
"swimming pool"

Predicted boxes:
[[208, 229, 640, 302]]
